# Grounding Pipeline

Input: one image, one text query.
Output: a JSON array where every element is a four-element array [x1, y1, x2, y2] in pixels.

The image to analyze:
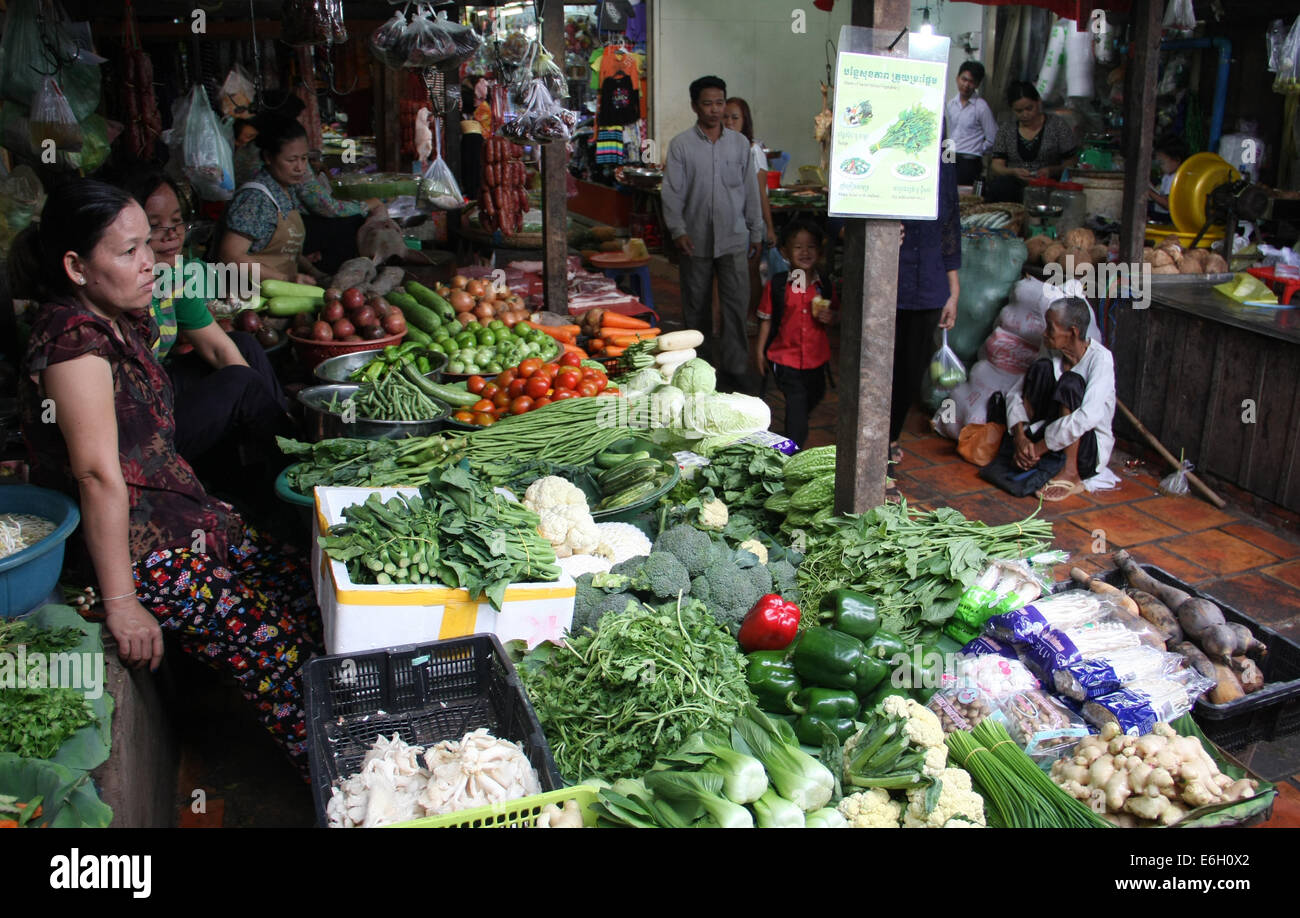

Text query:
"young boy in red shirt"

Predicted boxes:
[[754, 219, 837, 449]]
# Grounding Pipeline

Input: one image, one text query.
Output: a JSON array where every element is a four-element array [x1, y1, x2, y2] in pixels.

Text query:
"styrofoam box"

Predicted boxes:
[[312, 486, 575, 655]]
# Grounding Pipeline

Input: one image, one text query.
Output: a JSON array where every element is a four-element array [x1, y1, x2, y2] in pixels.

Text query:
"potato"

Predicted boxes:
[[1062, 227, 1096, 250], [1204, 252, 1229, 273], [1026, 235, 1053, 264], [1151, 248, 1173, 267], [1042, 243, 1066, 266], [1159, 242, 1184, 266]]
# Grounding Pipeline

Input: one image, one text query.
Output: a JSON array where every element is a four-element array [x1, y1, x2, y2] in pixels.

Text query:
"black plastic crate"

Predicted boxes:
[[305, 633, 563, 827], [1067, 565, 1300, 750]]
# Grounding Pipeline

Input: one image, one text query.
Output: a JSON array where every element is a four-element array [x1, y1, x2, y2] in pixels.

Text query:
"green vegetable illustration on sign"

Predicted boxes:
[[869, 103, 938, 156], [844, 100, 873, 127]]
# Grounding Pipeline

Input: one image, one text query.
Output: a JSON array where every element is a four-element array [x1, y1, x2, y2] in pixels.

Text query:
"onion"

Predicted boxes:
[[449, 290, 475, 313], [451, 275, 469, 290], [501, 311, 520, 328], [473, 303, 495, 320], [465, 279, 487, 298], [455, 312, 475, 327]]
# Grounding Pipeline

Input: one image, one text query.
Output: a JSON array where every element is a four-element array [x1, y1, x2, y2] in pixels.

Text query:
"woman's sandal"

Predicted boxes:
[[889, 443, 904, 464], [1037, 478, 1085, 502]]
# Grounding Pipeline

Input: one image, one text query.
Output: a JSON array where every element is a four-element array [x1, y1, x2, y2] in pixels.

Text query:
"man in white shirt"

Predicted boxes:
[[1004, 297, 1116, 501], [945, 62, 998, 186]]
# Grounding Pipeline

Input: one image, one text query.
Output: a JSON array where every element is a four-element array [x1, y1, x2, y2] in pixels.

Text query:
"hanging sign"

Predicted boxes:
[[828, 30, 949, 220]]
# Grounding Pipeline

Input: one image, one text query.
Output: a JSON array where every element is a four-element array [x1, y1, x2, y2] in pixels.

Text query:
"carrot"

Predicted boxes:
[[588, 338, 606, 352], [525, 320, 579, 344], [0, 820, 17, 829], [597, 312, 652, 330], [605, 330, 662, 347], [602, 345, 627, 357], [561, 341, 589, 358]]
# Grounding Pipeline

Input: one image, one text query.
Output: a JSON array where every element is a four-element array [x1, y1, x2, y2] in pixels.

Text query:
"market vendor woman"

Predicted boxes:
[[13, 181, 322, 778], [218, 115, 384, 283], [984, 82, 1078, 204]]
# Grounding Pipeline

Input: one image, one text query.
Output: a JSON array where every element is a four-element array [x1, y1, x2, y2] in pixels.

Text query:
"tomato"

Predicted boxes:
[[533, 396, 552, 409], [525, 375, 551, 399], [466, 375, 487, 395], [492, 391, 511, 410], [453, 410, 475, 423], [593, 375, 609, 392], [480, 383, 500, 401], [576, 381, 599, 398], [518, 358, 542, 378], [559, 351, 583, 368], [495, 369, 516, 387], [552, 389, 576, 400], [508, 378, 528, 399], [542, 362, 560, 376], [555, 368, 582, 390], [472, 398, 494, 412], [472, 411, 495, 427], [509, 396, 534, 415]]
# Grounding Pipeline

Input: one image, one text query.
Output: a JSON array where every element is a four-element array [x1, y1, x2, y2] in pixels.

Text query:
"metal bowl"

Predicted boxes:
[[313, 348, 448, 385], [296, 384, 449, 442]]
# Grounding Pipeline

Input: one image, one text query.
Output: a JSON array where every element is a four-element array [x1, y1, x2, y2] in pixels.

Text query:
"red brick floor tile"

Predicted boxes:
[[894, 448, 932, 472], [1222, 524, 1300, 561], [1035, 491, 1096, 515], [1087, 477, 1159, 504], [1124, 544, 1214, 585], [906, 459, 991, 496], [943, 490, 1044, 526], [1259, 781, 1300, 828], [895, 473, 942, 504], [1197, 573, 1300, 631], [1068, 505, 1181, 548], [1262, 559, 1300, 591], [1048, 518, 1104, 556], [1131, 496, 1240, 533], [1161, 530, 1280, 577], [804, 427, 836, 449], [904, 435, 963, 464], [178, 797, 225, 828]]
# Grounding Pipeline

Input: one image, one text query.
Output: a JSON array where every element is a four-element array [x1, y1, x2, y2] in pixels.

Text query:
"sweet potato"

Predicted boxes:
[[1125, 588, 1183, 644], [1071, 567, 1142, 619], [365, 266, 406, 297], [1225, 622, 1268, 658], [1113, 550, 1191, 605], [1229, 655, 1264, 694], [331, 256, 378, 291], [1196, 623, 1239, 662], [1172, 641, 1218, 682]]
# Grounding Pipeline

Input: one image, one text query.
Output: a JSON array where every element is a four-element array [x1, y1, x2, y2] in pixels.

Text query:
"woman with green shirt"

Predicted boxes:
[[123, 169, 290, 468]]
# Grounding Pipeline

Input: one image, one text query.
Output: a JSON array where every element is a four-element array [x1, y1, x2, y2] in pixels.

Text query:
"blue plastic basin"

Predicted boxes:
[[0, 484, 81, 618]]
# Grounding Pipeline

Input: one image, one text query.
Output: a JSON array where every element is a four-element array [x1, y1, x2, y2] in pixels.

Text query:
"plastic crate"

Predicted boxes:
[[392, 785, 599, 828], [305, 633, 563, 827], [1075, 565, 1300, 750]]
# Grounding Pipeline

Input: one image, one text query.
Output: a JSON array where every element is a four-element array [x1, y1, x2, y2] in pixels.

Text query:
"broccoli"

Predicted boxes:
[[571, 573, 635, 636], [768, 557, 800, 602], [651, 524, 715, 576], [692, 557, 763, 635], [591, 551, 692, 602], [746, 561, 774, 597]]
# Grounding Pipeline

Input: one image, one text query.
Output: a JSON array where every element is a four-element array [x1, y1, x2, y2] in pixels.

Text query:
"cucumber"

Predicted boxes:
[[393, 293, 446, 338], [597, 457, 661, 493], [403, 324, 433, 346], [401, 364, 479, 407], [594, 449, 651, 470], [267, 296, 321, 316], [406, 281, 456, 322], [260, 278, 326, 300], [598, 479, 660, 510]]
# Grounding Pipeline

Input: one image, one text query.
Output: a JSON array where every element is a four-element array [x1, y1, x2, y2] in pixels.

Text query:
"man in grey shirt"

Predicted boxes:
[[661, 75, 764, 393]]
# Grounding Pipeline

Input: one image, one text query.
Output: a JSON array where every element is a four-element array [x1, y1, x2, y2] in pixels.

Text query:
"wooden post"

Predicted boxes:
[[1119, 0, 1164, 267], [835, 0, 909, 514], [541, 2, 570, 314]]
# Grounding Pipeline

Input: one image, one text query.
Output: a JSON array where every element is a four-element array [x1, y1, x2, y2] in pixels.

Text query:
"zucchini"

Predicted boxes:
[[598, 478, 660, 510], [403, 324, 433, 346], [655, 330, 705, 352], [260, 278, 326, 300], [267, 296, 321, 317], [598, 457, 661, 493], [400, 364, 479, 407], [594, 449, 650, 470], [394, 293, 446, 338]]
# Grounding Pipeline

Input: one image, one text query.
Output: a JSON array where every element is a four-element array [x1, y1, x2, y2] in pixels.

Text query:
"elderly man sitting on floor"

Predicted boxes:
[[1004, 296, 1116, 501]]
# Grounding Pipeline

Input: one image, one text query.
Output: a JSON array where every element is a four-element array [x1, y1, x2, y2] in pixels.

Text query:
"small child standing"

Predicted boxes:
[[1149, 136, 1186, 220], [755, 219, 837, 450]]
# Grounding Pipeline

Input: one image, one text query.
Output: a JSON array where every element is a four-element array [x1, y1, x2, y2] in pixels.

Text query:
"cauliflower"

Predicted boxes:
[[738, 539, 769, 564], [525, 477, 601, 558], [698, 497, 729, 531], [537, 505, 601, 558], [593, 522, 652, 565], [838, 789, 902, 828], [922, 744, 949, 779], [902, 768, 986, 828], [881, 695, 946, 750]]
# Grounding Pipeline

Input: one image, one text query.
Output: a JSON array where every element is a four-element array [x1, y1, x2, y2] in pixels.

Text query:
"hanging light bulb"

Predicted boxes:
[[920, 6, 934, 36]]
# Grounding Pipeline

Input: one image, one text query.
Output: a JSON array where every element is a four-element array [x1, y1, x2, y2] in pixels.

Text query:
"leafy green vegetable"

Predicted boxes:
[[670, 358, 716, 396], [519, 598, 753, 783], [731, 705, 835, 812], [278, 435, 467, 490], [796, 501, 1053, 644], [645, 770, 754, 828], [869, 103, 937, 156], [0, 689, 94, 760], [691, 441, 788, 527]]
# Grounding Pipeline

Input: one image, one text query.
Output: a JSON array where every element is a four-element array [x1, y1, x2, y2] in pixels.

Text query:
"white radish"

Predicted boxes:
[[656, 329, 705, 352]]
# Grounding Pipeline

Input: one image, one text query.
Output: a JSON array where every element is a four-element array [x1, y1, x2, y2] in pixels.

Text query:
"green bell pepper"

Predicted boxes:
[[793, 714, 857, 746], [788, 687, 859, 720], [791, 627, 867, 691], [819, 588, 881, 642], [854, 655, 891, 695], [858, 679, 908, 714], [745, 651, 802, 713], [864, 628, 908, 662]]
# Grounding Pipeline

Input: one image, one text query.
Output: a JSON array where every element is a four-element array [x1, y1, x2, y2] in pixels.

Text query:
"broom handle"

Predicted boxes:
[[1117, 399, 1227, 509]]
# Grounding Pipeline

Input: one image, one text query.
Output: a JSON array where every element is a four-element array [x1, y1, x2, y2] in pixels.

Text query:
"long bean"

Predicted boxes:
[[463, 397, 631, 464]]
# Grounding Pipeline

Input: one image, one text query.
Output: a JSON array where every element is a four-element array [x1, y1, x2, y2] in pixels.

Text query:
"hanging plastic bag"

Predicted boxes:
[[1162, 0, 1196, 33], [399, 5, 457, 68], [369, 9, 408, 68], [1268, 19, 1288, 73], [1158, 457, 1193, 497], [30, 76, 83, 153], [1274, 16, 1300, 94], [503, 81, 576, 145], [219, 64, 256, 118], [929, 328, 968, 391], [416, 120, 464, 211], [281, 0, 346, 47], [0, 165, 45, 260], [178, 85, 235, 201], [0, 0, 103, 120]]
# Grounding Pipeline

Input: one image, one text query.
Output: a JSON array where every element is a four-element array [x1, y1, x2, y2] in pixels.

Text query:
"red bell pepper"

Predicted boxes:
[[737, 594, 802, 652]]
